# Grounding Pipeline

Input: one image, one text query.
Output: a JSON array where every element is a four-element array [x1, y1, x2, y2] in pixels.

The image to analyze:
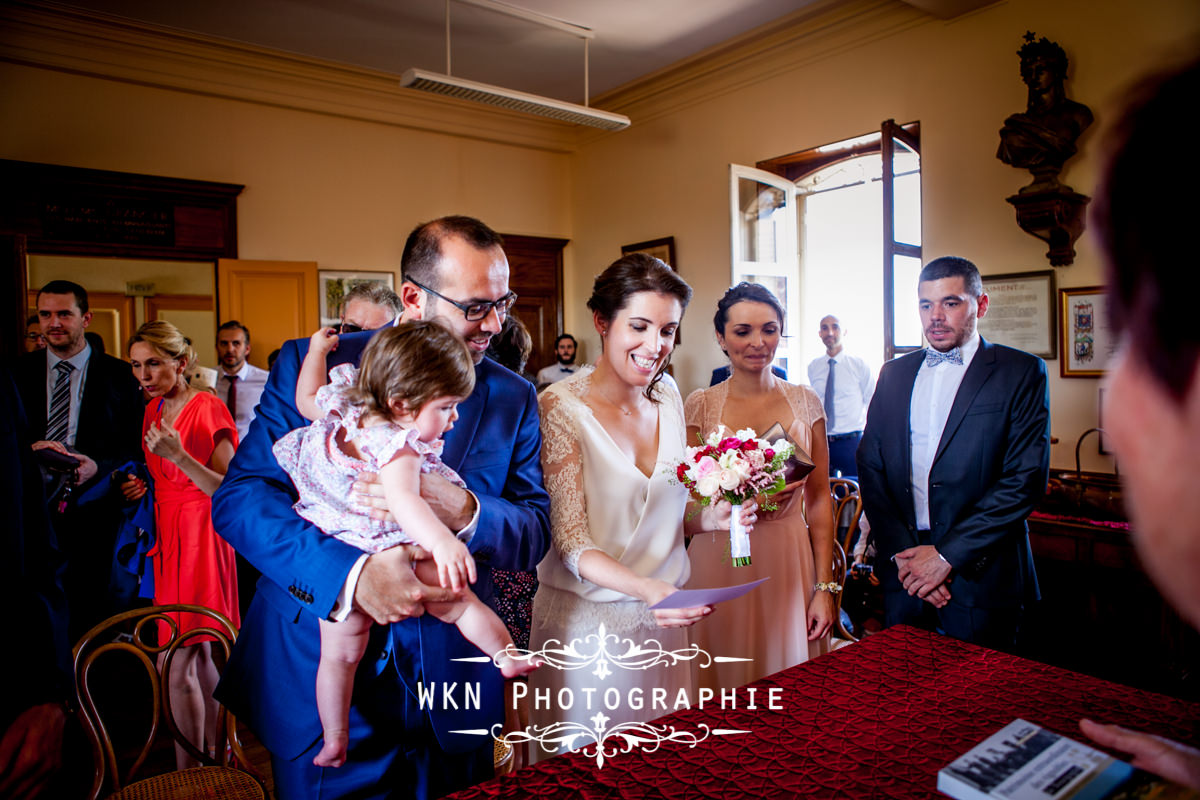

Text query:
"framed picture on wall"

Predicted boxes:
[[978, 270, 1056, 359], [1059, 286, 1114, 378], [318, 270, 395, 327], [621, 236, 677, 270]]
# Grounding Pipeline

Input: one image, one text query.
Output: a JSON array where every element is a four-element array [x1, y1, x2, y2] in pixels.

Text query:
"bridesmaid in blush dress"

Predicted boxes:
[[685, 283, 836, 691], [124, 320, 240, 770]]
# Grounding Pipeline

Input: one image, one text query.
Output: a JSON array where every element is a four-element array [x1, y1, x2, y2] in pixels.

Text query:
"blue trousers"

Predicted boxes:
[[270, 668, 493, 800], [828, 432, 861, 480]]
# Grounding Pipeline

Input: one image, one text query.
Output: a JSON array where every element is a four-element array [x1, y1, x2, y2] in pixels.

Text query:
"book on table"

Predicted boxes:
[[938, 718, 1198, 800]]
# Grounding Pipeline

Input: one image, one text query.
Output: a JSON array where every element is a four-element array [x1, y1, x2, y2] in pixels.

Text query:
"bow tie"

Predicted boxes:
[[560, 366, 573, 372], [925, 347, 963, 366]]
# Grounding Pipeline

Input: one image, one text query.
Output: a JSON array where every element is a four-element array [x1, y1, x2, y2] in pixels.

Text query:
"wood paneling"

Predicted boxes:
[[502, 234, 567, 374]]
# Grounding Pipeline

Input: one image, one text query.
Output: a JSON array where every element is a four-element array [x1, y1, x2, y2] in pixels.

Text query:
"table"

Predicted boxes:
[[445, 625, 1200, 799]]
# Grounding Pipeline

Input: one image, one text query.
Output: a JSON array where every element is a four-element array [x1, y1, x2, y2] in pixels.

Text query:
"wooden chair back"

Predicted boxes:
[[72, 604, 266, 800], [829, 477, 864, 556]]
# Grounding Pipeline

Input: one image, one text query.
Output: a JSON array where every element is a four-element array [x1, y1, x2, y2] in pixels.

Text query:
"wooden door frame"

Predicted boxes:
[[1, 159, 242, 360]]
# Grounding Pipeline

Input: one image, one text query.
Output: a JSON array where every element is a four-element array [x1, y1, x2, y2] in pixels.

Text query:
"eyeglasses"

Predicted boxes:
[[408, 278, 517, 322], [338, 321, 364, 334], [25, 332, 45, 341]]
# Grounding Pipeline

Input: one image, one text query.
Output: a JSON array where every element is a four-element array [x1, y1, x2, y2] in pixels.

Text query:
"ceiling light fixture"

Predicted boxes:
[[400, 0, 630, 131]]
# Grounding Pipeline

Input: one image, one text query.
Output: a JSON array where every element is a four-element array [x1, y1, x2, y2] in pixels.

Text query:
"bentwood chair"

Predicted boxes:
[[829, 540, 859, 647], [72, 604, 267, 800], [828, 479, 865, 647], [829, 477, 864, 557]]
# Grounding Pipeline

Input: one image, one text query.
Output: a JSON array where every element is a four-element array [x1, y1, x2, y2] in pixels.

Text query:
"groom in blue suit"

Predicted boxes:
[[213, 216, 551, 799], [857, 256, 1049, 650]]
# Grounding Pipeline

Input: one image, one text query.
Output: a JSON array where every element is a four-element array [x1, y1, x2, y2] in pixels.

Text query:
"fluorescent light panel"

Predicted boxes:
[[401, 68, 630, 131]]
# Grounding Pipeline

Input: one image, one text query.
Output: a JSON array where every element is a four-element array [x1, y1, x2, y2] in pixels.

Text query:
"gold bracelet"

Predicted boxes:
[[814, 581, 843, 595]]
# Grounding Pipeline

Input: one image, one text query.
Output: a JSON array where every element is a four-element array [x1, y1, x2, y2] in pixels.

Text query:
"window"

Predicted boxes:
[[730, 120, 921, 381]]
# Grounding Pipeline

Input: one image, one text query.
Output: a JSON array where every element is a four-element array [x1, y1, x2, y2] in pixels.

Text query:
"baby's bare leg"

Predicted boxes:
[[412, 560, 538, 678], [314, 610, 373, 767]]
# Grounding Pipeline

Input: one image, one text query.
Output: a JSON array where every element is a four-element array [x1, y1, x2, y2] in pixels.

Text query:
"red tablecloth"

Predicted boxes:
[[446, 625, 1200, 799]]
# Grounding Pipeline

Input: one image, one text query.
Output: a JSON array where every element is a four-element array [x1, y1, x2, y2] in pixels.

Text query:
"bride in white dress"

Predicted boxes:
[[529, 255, 751, 755]]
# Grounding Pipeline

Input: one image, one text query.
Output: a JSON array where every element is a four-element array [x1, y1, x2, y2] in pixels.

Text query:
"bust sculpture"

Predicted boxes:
[[997, 33, 1093, 192]]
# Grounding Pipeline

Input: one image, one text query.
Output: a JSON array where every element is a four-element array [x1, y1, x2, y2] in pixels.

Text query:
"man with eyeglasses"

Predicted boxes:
[[338, 282, 402, 334], [214, 215, 550, 800]]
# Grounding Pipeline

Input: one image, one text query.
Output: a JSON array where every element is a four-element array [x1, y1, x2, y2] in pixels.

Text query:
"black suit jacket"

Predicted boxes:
[[14, 347, 144, 492], [856, 338, 1049, 609], [1, 368, 70, 726]]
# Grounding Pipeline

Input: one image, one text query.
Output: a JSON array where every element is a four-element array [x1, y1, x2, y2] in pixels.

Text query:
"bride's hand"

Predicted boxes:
[[699, 499, 757, 534], [640, 578, 712, 629]]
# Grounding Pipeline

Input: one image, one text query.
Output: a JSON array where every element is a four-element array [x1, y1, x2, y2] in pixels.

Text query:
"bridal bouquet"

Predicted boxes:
[[672, 426, 794, 567]]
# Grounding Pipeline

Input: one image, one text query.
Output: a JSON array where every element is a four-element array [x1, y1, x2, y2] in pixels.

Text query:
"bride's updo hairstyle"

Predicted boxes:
[[587, 253, 692, 400], [128, 320, 197, 372], [712, 282, 786, 357]]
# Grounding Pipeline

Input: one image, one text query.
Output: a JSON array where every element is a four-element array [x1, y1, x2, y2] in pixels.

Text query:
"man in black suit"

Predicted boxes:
[[857, 256, 1049, 650], [0, 368, 72, 800], [15, 280, 144, 639]]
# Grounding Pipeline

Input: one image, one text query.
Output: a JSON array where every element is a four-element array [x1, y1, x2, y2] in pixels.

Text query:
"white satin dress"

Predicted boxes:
[[529, 368, 693, 754]]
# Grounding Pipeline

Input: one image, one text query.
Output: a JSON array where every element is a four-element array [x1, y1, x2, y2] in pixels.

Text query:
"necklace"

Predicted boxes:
[[593, 380, 639, 416]]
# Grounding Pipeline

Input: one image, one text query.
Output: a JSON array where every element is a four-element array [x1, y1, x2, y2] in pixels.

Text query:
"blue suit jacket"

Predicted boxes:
[[856, 338, 1049, 609], [213, 330, 550, 760]]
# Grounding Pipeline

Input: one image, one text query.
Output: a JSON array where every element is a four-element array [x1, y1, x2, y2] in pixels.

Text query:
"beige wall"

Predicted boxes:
[[568, 0, 1200, 473], [0, 61, 572, 271], [4, 0, 1198, 474]]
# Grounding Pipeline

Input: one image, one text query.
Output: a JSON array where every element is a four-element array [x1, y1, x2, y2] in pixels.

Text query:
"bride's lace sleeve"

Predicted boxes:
[[538, 387, 603, 580]]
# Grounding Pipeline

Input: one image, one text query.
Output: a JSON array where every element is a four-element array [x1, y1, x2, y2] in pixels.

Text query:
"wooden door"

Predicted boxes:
[[501, 235, 567, 374], [217, 259, 317, 370]]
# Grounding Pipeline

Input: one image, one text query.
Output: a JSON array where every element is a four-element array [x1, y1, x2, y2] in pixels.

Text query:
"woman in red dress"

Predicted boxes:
[[125, 320, 239, 769]]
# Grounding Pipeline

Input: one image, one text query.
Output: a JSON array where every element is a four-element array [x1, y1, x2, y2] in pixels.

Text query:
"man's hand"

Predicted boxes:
[[72, 452, 98, 484], [1080, 719, 1200, 790], [353, 545, 461, 625], [30, 441, 97, 484], [895, 545, 953, 602], [352, 471, 476, 531], [0, 702, 66, 800]]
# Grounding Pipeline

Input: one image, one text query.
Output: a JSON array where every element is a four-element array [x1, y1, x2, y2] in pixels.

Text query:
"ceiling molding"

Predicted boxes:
[[583, 0, 929, 131], [1, 0, 952, 152], [0, 1, 581, 154]]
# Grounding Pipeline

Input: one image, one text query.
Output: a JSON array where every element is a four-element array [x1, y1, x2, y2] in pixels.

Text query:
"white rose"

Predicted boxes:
[[719, 469, 742, 491], [696, 474, 721, 497], [735, 427, 758, 442]]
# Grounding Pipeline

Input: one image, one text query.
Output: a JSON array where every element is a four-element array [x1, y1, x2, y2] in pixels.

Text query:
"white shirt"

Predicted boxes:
[[807, 351, 875, 435], [909, 333, 980, 530], [214, 362, 269, 442], [536, 363, 579, 387], [45, 343, 92, 447]]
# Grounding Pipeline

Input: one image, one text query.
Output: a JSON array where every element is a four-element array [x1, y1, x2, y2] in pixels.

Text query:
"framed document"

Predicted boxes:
[[978, 270, 1055, 359], [318, 270, 395, 327], [1059, 286, 1114, 378]]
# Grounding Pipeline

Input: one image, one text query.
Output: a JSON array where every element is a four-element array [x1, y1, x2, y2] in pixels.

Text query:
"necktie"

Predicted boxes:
[[824, 358, 836, 432], [225, 374, 238, 419], [46, 361, 75, 442], [925, 347, 964, 366]]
